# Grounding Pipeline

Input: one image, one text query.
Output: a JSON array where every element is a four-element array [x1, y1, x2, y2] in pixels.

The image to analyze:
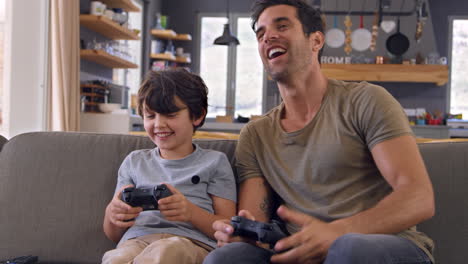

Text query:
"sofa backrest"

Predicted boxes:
[[417, 141, 468, 264], [0, 132, 237, 263], [0, 132, 467, 264]]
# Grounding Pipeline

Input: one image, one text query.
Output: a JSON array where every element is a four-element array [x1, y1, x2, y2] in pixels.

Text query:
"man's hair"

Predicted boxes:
[[251, 0, 325, 59], [137, 69, 208, 131]]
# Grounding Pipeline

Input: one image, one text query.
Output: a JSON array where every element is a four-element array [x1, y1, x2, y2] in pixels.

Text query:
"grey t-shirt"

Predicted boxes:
[[116, 144, 237, 248], [236, 79, 434, 262]]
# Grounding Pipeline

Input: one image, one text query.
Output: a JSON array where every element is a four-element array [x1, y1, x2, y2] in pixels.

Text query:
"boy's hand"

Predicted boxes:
[[106, 184, 143, 228], [158, 183, 195, 222]]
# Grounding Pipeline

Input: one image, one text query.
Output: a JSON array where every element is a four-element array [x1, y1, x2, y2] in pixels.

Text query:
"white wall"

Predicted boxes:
[[2, 0, 49, 139]]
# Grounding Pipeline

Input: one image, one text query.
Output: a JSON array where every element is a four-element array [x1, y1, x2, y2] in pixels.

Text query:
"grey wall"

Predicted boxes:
[[159, 0, 466, 113], [80, 0, 114, 81]]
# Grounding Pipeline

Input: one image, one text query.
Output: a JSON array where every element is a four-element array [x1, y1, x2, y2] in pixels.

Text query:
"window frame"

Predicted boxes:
[[196, 12, 267, 120], [447, 16, 468, 116]]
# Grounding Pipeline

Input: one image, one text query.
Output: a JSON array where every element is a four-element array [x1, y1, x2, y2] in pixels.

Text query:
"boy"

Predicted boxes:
[[102, 69, 237, 264]]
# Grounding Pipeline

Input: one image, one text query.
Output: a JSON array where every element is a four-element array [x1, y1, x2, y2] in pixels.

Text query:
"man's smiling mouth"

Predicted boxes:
[[268, 47, 286, 59]]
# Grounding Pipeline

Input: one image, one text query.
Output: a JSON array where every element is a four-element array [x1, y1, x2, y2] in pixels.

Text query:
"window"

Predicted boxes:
[[449, 17, 468, 118], [0, 0, 5, 130], [199, 14, 265, 118]]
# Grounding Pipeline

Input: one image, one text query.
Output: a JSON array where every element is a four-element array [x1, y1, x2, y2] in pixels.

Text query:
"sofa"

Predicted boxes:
[[0, 132, 467, 263]]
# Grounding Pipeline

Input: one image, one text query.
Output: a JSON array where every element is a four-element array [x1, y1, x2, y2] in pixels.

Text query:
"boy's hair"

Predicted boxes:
[[137, 69, 208, 131], [250, 0, 325, 60]]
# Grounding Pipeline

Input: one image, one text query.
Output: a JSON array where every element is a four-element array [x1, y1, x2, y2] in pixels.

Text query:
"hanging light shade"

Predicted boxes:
[[214, 24, 240, 45], [213, 0, 240, 46]]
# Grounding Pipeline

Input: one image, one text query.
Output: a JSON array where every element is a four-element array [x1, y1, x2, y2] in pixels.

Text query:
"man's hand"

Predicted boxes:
[[213, 209, 256, 247], [157, 183, 194, 222], [271, 206, 346, 264], [106, 184, 143, 228]]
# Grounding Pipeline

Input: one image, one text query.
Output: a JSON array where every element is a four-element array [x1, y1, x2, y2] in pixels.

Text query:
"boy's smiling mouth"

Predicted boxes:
[[155, 132, 174, 138]]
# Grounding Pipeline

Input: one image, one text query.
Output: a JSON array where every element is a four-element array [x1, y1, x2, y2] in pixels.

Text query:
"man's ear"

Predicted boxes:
[[310, 31, 325, 53]]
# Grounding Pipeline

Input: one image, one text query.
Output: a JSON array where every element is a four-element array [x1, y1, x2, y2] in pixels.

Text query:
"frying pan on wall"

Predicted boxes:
[[325, 15, 346, 48], [386, 14, 409, 58], [351, 15, 372, 52]]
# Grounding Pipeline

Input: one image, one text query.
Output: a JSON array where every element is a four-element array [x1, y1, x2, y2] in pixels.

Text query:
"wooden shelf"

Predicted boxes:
[[150, 53, 191, 64], [322, 64, 449, 86], [175, 56, 191, 64], [150, 53, 176, 61], [100, 0, 140, 12], [80, 15, 140, 40], [151, 29, 192, 41], [81, 49, 138, 68]]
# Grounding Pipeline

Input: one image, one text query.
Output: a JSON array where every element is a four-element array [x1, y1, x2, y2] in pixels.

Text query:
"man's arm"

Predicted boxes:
[[211, 177, 275, 247], [238, 177, 276, 223], [271, 134, 435, 263], [332, 134, 435, 234]]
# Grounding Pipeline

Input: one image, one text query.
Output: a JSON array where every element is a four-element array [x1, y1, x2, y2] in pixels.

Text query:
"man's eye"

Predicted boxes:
[[278, 24, 287, 30], [256, 32, 264, 41]]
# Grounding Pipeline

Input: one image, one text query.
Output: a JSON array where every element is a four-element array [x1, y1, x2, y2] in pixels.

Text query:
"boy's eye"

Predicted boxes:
[[145, 114, 155, 119], [166, 113, 177, 118]]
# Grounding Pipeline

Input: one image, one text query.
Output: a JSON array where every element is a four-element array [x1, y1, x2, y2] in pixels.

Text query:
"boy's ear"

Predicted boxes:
[[192, 109, 206, 127]]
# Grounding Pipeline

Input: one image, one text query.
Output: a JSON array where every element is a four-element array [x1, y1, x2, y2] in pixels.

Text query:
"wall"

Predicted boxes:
[[79, 0, 114, 81], [161, 0, 460, 114], [2, 0, 49, 138]]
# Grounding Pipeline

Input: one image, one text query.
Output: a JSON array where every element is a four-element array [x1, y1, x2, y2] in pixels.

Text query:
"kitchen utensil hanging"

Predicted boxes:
[[351, 16, 372, 51], [351, 0, 372, 52], [325, 0, 345, 48], [415, 1, 427, 43], [386, 0, 410, 61], [370, 11, 379, 51], [344, 0, 352, 55]]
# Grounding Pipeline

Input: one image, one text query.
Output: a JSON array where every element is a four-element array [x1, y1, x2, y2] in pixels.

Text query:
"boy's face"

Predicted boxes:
[[143, 96, 203, 159]]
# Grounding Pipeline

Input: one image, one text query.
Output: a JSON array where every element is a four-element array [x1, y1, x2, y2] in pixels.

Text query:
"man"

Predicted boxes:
[[203, 0, 435, 263]]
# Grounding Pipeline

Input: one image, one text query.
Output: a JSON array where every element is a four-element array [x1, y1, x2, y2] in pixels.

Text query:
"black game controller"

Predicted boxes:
[[121, 184, 173, 210], [231, 216, 289, 246], [0, 255, 38, 264]]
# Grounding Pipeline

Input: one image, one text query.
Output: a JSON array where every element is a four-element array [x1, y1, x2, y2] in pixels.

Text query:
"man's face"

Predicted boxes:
[[255, 5, 317, 81]]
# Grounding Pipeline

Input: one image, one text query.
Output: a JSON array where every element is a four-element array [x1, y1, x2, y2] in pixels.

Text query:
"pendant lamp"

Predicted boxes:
[[213, 0, 240, 45]]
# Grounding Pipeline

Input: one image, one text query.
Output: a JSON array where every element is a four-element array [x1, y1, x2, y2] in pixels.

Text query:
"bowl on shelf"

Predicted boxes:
[[98, 103, 121, 113]]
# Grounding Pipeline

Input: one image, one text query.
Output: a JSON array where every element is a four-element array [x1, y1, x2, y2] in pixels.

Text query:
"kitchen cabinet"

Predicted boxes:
[[322, 64, 449, 86], [411, 125, 450, 139], [150, 29, 192, 65]]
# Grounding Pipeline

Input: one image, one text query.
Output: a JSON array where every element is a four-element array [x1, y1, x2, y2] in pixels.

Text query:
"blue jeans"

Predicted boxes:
[[203, 233, 432, 264]]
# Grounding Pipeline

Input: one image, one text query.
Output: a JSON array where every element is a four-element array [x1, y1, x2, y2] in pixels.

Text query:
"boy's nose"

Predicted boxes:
[[153, 115, 166, 127]]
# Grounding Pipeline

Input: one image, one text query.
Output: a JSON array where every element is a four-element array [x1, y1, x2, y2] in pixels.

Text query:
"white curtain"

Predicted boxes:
[[49, 0, 80, 131]]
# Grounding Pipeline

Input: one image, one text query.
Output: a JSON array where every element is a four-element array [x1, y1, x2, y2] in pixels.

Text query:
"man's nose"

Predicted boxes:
[[264, 30, 279, 44]]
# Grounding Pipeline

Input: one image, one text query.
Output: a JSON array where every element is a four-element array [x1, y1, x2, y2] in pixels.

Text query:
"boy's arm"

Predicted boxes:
[[103, 185, 143, 243], [158, 184, 236, 240], [189, 195, 236, 240]]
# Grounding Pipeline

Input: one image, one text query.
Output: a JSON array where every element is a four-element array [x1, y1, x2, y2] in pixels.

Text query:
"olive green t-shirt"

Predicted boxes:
[[236, 79, 434, 262]]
